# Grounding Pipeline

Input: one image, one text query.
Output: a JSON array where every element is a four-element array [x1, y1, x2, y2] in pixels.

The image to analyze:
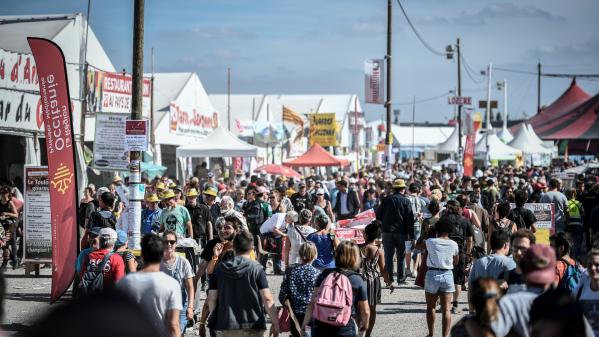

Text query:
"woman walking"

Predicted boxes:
[[307, 214, 339, 270], [313, 188, 334, 223], [360, 221, 391, 337], [424, 217, 459, 337], [160, 230, 195, 335], [284, 209, 316, 267], [279, 242, 321, 337]]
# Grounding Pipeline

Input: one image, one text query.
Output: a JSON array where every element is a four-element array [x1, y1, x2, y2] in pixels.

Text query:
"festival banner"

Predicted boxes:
[[0, 88, 43, 133], [28, 38, 78, 303], [309, 113, 339, 147], [463, 112, 482, 176], [364, 59, 385, 105], [169, 101, 219, 138], [0, 48, 39, 92], [23, 166, 51, 262], [524, 203, 555, 245], [86, 70, 151, 116]]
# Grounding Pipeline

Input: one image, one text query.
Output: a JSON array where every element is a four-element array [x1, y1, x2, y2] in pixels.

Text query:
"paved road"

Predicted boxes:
[[1, 267, 467, 336]]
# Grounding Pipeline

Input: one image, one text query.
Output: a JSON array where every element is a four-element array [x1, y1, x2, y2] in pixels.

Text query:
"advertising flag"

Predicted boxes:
[[27, 38, 78, 303], [364, 59, 385, 105], [463, 111, 481, 177]]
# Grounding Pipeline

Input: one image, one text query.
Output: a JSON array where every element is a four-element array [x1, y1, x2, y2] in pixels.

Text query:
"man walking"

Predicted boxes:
[[160, 189, 193, 238], [540, 178, 569, 233], [376, 179, 415, 284], [333, 180, 360, 220], [118, 233, 182, 337], [207, 230, 280, 337]]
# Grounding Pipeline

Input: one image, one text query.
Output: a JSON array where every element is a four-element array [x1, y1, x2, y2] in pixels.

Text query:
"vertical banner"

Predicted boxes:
[[28, 38, 78, 303], [364, 59, 385, 105], [23, 166, 51, 262], [462, 112, 481, 177]]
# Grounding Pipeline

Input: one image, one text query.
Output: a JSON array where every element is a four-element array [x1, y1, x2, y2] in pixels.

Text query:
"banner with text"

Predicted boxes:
[[0, 88, 44, 133], [364, 59, 385, 105], [169, 101, 219, 138], [93, 113, 129, 171], [309, 113, 339, 147], [463, 112, 482, 176], [86, 70, 151, 116], [28, 38, 78, 303], [0, 48, 39, 92], [23, 166, 51, 262]]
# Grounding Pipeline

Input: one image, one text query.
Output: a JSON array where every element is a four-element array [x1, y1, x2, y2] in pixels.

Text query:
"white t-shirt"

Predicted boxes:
[[287, 224, 316, 265], [425, 238, 458, 270], [118, 271, 182, 334], [260, 213, 287, 234]]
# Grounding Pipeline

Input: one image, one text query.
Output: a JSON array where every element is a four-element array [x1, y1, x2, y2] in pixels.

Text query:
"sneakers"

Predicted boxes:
[[451, 306, 459, 314]]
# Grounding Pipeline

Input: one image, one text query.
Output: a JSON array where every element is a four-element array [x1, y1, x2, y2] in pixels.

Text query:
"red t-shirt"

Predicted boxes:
[[81, 249, 125, 288]]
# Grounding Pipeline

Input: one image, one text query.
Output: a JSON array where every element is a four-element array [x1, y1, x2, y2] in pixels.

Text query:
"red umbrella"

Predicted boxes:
[[254, 164, 301, 178]]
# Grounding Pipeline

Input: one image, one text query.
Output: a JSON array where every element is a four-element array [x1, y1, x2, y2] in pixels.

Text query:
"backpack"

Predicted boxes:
[[245, 201, 265, 227], [558, 258, 582, 293], [313, 270, 354, 327], [481, 189, 496, 212], [508, 208, 527, 230], [79, 252, 113, 296], [89, 210, 117, 229]]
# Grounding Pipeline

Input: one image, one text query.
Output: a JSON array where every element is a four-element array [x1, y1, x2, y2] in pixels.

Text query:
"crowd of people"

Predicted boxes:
[[3, 160, 599, 337]]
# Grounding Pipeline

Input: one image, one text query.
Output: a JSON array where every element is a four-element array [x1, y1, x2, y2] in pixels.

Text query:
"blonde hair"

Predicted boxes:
[[334, 241, 361, 270], [470, 277, 501, 326], [299, 241, 317, 263]]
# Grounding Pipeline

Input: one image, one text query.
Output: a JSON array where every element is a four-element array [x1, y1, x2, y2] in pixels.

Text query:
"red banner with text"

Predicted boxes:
[[27, 38, 78, 303], [463, 112, 482, 177]]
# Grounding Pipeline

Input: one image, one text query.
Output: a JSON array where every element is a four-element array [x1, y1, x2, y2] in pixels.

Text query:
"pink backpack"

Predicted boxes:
[[313, 271, 353, 326]]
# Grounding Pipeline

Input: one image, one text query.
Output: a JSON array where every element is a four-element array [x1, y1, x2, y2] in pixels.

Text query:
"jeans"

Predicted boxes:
[[382, 232, 407, 283], [312, 318, 357, 337], [179, 291, 188, 335]]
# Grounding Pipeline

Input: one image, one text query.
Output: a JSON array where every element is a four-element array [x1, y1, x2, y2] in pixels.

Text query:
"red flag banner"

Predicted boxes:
[[27, 38, 78, 303], [463, 112, 481, 177]]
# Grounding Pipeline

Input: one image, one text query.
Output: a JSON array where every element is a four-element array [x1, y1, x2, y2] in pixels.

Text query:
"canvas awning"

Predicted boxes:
[[176, 127, 258, 157], [508, 124, 552, 154], [284, 143, 349, 167], [540, 92, 599, 140], [475, 132, 519, 160]]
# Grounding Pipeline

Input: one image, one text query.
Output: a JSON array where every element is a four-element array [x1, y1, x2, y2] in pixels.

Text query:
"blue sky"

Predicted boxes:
[[3, 0, 599, 123]]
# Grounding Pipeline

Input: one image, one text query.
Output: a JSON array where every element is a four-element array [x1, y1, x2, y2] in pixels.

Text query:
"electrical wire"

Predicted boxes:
[[460, 53, 485, 84], [395, 0, 448, 57], [391, 92, 450, 106]]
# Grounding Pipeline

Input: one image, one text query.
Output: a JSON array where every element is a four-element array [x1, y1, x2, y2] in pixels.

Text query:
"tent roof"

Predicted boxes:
[[508, 124, 552, 154], [284, 143, 349, 167], [390, 124, 454, 148], [475, 132, 519, 160], [176, 127, 257, 157], [436, 127, 464, 153], [0, 14, 73, 53], [497, 126, 514, 143], [527, 78, 591, 134], [541, 92, 599, 140], [147, 72, 194, 111]]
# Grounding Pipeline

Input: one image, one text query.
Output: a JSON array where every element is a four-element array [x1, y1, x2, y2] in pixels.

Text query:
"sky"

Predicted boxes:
[[2, 0, 599, 123]]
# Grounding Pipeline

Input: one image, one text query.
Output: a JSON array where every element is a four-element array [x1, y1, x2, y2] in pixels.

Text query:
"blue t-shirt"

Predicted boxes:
[[142, 208, 161, 234], [308, 232, 336, 269], [468, 254, 516, 286]]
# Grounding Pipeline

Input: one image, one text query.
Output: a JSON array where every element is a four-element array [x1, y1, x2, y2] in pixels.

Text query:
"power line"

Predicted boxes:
[[391, 92, 449, 106], [460, 53, 485, 84], [495, 66, 599, 78], [395, 0, 447, 57]]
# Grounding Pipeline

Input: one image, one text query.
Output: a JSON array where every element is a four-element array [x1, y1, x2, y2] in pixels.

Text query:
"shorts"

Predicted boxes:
[[424, 269, 455, 294], [452, 253, 466, 286], [405, 241, 413, 253]]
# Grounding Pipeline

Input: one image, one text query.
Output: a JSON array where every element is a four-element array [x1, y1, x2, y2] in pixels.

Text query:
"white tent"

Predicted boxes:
[[176, 127, 258, 158], [527, 124, 554, 148], [497, 126, 514, 143], [436, 127, 464, 153], [508, 124, 552, 154], [475, 132, 519, 160]]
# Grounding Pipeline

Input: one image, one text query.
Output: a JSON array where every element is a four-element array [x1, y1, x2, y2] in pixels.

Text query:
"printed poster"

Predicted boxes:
[[23, 166, 51, 262]]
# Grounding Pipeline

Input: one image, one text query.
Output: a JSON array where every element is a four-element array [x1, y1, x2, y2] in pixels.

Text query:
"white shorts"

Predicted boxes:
[[405, 241, 413, 253]]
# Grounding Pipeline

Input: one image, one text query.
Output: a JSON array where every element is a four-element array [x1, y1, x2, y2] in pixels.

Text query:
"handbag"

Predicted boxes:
[[261, 233, 278, 252], [278, 306, 291, 332], [415, 251, 428, 288]]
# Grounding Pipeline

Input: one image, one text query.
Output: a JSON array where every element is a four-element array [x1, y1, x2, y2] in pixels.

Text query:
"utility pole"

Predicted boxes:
[[129, 0, 145, 249], [537, 61, 541, 114], [456, 38, 463, 165], [502, 79, 508, 130], [227, 67, 231, 131], [385, 0, 393, 168], [411, 95, 415, 173], [485, 63, 493, 166], [150, 47, 155, 163]]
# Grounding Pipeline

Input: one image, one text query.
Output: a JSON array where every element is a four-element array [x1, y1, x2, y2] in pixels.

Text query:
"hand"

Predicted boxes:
[[198, 324, 206, 337], [270, 323, 280, 337], [213, 243, 224, 257], [186, 307, 194, 320], [498, 281, 509, 290]]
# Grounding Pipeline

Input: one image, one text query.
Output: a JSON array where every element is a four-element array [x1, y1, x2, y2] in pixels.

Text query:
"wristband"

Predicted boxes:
[[211, 255, 219, 261]]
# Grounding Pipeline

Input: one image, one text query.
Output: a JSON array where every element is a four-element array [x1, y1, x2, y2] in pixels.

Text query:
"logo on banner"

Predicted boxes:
[[50, 163, 73, 194], [364, 59, 385, 105], [169, 102, 219, 137]]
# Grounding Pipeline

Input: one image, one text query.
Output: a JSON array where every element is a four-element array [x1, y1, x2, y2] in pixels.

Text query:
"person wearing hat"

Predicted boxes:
[[186, 188, 213, 248], [74, 226, 103, 297], [333, 179, 360, 221], [375, 178, 415, 285], [142, 194, 162, 235], [202, 186, 221, 237], [159, 190, 193, 239], [79, 227, 125, 294], [114, 229, 137, 274]]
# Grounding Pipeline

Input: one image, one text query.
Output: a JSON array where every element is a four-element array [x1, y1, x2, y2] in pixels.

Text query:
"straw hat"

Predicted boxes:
[[161, 189, 176, 200], [203, 186, 218, 197], [186, 188, 199, 198], [145, 194, 160, 202], [392, 179, 406, 189]]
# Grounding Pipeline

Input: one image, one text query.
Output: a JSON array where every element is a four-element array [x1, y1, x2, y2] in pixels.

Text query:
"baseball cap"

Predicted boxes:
[[257, 186, 270, 195], [207, 171, 214, 178], [99, 227, 118, 240], [298, 181, 306, 188], [115, 229, 128, 248], [522, 244, 556, 285], [316, 188, 325, 195], [89, 227, 102, 236]]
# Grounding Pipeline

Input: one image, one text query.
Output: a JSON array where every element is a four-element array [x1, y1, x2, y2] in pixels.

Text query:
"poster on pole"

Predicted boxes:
[[86, 70, 151, 116], [93, 113, 129, 171], [124, 119, 149, 152], [308, 113, 340, 147], [364, 59, 385, 105], [23, 166, 52, 262]]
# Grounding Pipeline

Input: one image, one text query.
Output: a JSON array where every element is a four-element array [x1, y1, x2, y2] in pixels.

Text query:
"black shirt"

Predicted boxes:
[[290, 192, 313, 212], [508, 206, 537, 230], [186, 203, 211, 237], [444, 213, 474, 253]]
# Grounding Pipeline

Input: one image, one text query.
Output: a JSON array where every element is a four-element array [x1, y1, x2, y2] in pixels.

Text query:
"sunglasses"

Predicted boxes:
[[166, 240, 177, 245]]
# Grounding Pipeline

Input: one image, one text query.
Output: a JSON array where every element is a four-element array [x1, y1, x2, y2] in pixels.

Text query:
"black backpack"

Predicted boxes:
[[89, 211, 117, 229], [79, 252, 113, 297], [245, 201, 265, 227], [508, 208, 527, 230]]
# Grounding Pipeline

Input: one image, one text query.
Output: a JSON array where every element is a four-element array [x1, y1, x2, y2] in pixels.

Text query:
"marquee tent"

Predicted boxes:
[[435, 127, 464, 153], [540, 92, 599, 140], [497, 126, 513, 143], [527, 78, 591, 134], [508, 124, 552, 154], [176, 127, 258, 157], [475, 132, 519, 161], [284, 143, 350, 167]]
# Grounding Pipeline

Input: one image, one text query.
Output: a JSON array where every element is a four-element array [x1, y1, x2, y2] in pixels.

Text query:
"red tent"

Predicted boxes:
[[541, 92, 599, 140], [527, 78, 591, 134], [254, 164, 301, 178], [284, 143, 350, 167]]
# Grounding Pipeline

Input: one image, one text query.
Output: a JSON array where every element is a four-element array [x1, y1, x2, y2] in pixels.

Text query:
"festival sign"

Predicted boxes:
[[28, 37, 79, 303], [23, 166, 51, 262], [0, 88, 44, 133], [309, 113, 339, 147], [524, 203, 555, 245], [463, 112, 482, 176], [364, 59, 385, 105], [169, 101, 219, 138], [0, 48, 39, 92], [93, 113, 129, 171], [86, 70, 151, 116]]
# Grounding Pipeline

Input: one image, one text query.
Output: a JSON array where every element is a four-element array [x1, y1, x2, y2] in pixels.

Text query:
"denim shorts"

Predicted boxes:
[[424, 269, 455, 294]]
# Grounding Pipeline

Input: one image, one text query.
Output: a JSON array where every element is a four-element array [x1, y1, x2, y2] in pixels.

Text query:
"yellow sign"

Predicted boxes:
[[376, 144, 385, 152], [51, 163, 73, 195], [309, 113, 339, 147]]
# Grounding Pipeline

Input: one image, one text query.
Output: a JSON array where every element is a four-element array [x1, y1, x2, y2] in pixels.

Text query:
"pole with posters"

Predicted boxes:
[[385, 0, 393, 168], [27, 38, 79, 303]]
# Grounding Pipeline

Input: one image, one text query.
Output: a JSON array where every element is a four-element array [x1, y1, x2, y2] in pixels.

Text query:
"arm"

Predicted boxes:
[[207, 289, 218, 314], [207, 221, 213, 241], [283, 236, 291, 266], [167, 309, 181, 337], [471, 211, 481, 229], [301, 290, 319, 330], [195, 259, 208, 286], [260, 289, 280, 337], [357, 300, 371, 332], [377, 249, 392, 284], [466, 236, 473, 255], [186, 220, 193, 238], [453, 253, 459, 266], [127, 257, 138, 273], [2, 201, 18, 219], [273, 227, 287, 237], [185, 277, 195, 320]]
